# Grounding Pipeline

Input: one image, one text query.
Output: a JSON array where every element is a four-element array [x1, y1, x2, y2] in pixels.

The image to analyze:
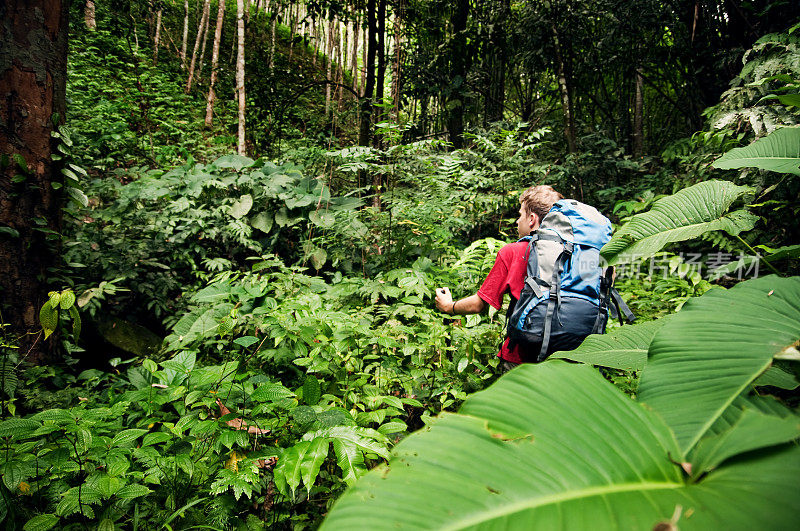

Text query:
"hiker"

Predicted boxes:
[[436, 185, 629, 370], [435, 185, 564, 371]]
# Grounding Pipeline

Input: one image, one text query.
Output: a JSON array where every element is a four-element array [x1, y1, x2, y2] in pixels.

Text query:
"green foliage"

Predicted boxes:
[[712, 126, 800, 175], [64, 155, 360, 321], [601, 180, 757, 266], [710, 26, 800, 136], [322, 276, 800, 529]]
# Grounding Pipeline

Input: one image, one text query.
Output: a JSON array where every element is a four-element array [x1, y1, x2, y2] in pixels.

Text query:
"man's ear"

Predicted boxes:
[[530, 212, 539, 229]]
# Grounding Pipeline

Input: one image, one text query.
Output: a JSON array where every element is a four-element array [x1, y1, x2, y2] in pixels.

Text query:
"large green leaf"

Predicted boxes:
[[638, 276, 800, 457], [601, 180, 756, 266], [322, 361, 800, 530], [689, 408, 800, 478], [551, 318, 669, 370], [712, 126, 800, 176]]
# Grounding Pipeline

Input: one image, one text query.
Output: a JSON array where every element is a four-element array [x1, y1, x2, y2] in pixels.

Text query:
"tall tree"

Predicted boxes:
[[181, 0, 189, 68], [236, 0, 246, 154], [359, 0, 377, 148], [205, 0, 226, 127], [153, 3, 163, 64], [485, 0, 508, 123], [375, 0, 387, 122], [391, 0, 404, 118], [0, 0, 68, 360], [551, 22, 576, 153], [186, 0, 211, 93], [351, 10, 360, 96], [447, 0, 469, 148]]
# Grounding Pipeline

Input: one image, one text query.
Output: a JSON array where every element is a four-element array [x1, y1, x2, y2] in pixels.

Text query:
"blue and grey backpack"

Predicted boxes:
[[507, 199, 634, 362]]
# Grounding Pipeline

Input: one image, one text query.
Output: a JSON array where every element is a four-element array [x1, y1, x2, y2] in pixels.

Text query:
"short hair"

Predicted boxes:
[[520, 185, 563, 220]]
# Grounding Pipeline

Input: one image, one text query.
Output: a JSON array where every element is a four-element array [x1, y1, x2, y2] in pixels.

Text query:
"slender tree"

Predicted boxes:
[[551, 22, 576, 153], [236, 0, 246, 154], [485, 0, 508, 123], [350, 10, 360, 96], [269, 10, 278, 70], [197, 4, 212, 79], [0, 0, 68, 361], [632, 64, 644, 156], [375, 0, 386, 124], [205, 0, 226, 127], [359, 0, 377, 147], [391, 0, 404, 118], [186, 0, 211, 93], [325, 13, 335, 116], [447, 0, 469, 148], [181, 0, 189, 67], [153, 4, 163, 64]]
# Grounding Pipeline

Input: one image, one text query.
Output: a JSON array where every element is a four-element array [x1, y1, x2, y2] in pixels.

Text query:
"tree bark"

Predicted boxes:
[[391, 0, 403, 118], [350, 12, 360, 96], [85, 0, 97, 30], [485, 0, 508, 123], [359, 0, 377, 208], [205, 0, 225, 127], [153, 8, 163, 64], [186, 0, 211, 93], [269, 12, 277, 70], [447, 0, 469, 149], [197, 5, 212, 79], [325, 14, 335, 116], [551, 23, 577, 153], [360, 0, 377, 147], [0, 0, 68, 362], [375, 0, 386, 121], [361, 22, 367, 96], [632, 67, 644, 157], [181, 0, 189, 68], [236, 0, 246, 155]]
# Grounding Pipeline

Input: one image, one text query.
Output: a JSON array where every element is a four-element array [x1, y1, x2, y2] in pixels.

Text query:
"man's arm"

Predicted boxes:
[[435, 288, 487, 315]]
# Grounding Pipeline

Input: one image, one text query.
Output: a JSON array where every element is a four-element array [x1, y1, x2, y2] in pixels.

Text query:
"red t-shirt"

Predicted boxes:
[[477, 241, 529, 364]]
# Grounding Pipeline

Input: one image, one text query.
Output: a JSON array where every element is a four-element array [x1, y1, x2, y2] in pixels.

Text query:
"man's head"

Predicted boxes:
[[516, 185, 563, 238]]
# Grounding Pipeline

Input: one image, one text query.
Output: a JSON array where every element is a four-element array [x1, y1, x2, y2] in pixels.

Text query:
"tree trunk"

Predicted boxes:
[[447, 0, 469, 149], [632, 67, 644, 157], [181, 0, 189, 68], [361, 23, 368, 96], [391, 0, 403, 118], [359, 0, 377, 207], [351, 12, 360, 96], [236, 0, 246, 155], [288, 2, 298, 63], [485, 0, 508, 123], [551, 23, 577, 153], [197, 5, 212, 79], [186, 0, 211, 93], [85, 0, 97, 30], [269, 13, 277, 70], [205, 0, 225, 127], [0, 0, 68, 362], [337, 23, 345, 110], [375, 0, 386, 120], [153, 8, 163, 64], [325, 14, 334, 116]]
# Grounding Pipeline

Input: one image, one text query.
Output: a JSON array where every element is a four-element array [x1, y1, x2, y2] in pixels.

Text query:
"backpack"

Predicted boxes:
[[506, 199, 634, 362]]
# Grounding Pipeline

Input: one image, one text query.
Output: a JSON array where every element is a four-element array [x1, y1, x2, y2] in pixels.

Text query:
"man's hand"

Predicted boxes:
[[435, 287, 453, 314]]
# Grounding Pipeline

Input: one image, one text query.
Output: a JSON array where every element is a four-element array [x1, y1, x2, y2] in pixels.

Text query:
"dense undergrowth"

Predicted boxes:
[[1, 10, 799, 531]]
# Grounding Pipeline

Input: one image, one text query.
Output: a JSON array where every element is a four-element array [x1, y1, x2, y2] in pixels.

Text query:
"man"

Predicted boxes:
[[435, 185, 564, 370]]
